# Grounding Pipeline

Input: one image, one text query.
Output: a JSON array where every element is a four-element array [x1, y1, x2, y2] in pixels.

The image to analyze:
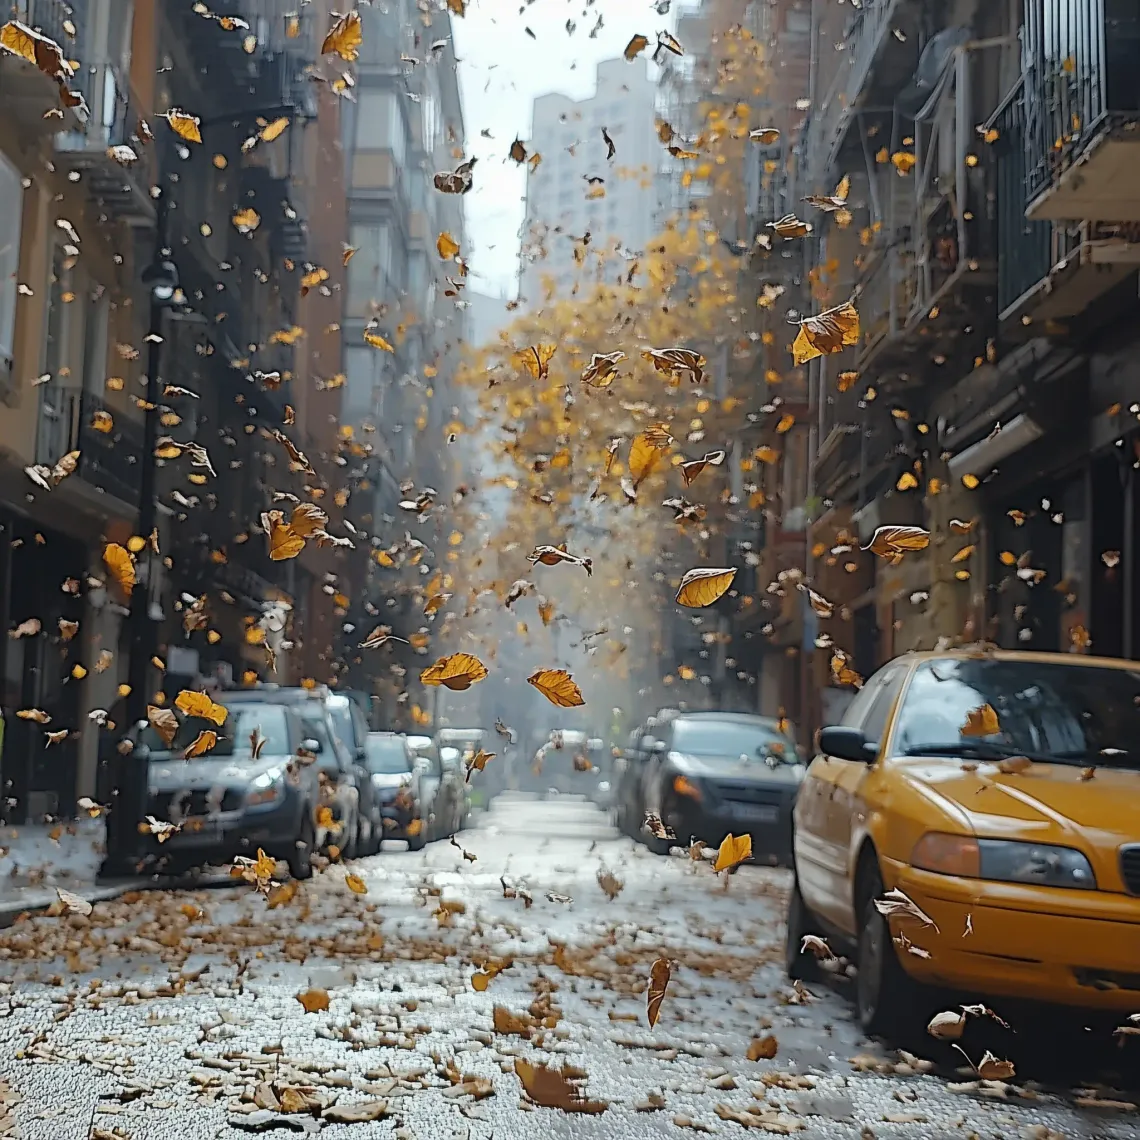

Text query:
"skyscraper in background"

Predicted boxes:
[[518, 58, 658, 305]]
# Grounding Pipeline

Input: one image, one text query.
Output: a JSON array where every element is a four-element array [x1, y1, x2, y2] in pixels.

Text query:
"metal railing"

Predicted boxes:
[[37, 389, 143, 506], [811, 0, 902, 181], [1022, 0, 1140, 205], [854, 243, 913, 365]]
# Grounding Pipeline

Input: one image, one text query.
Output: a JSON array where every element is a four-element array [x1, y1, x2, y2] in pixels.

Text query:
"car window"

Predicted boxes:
[[837, 662, 899, 730], [860, 666, 907, 744], [366, 736, 411, 774], [140, 703, 291, 759], [670, 718, 795, 760]]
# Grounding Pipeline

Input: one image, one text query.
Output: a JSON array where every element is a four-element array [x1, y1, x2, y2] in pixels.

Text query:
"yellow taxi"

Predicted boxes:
[[786, 648, 1140, 1034]]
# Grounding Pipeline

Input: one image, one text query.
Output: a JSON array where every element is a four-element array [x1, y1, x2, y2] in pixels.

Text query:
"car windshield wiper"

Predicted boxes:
[[900, 741, 1090, 765]]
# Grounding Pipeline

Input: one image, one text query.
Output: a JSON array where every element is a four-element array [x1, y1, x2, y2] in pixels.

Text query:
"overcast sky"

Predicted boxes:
[[451, 0, 680, 299]]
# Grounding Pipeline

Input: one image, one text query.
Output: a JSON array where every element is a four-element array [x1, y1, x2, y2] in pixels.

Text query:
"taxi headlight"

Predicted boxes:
[[978, 839, 1096, 890]]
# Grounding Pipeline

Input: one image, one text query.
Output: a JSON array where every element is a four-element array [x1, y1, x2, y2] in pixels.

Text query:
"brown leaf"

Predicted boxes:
[[183, 729, 217, 758], [927, 1010, 967, 1041], [624, 33, 649, 60], [960, 703, 1000, 737], [975, 1050, 1015, 1081], [767, 214, 813, 239], [580, 350, 625, 388], [792, 301, 860, 365], [102, 543, 136, 594], [527, 669, 584, 708], [527, 544, 592, 575], [296, 987, 330, 1013], [433, 158, 477, 194], [436, 231, 460, 259], [147, 705, 178, 747], [680, 449, 726, 486], [55, 887, 92, 916], [676, 567, 737, 608], [464, 748, 495, 782], [261, 510, 306, 561], [863, 525, 931, 565], [321, 10, 362, 61], [0, 20, 87, 113], [513, 342, 556, 379], [646, 957, 671, 1027], [420, 652, 489, 691], [642, 347, 706, 384], [514, 1059, 608, 1114], [747, 1034, 778, 1061]]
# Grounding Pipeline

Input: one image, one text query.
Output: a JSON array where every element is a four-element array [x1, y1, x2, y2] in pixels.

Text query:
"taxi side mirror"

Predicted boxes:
[[819, 726, 877, 764]]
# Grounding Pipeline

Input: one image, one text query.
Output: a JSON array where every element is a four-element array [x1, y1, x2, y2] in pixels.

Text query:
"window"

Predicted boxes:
[[355, 90, 406, 166], [343, 344, 380, 422], [83, 285, 109, 393], [860, 666, 906, 745], [346, 222, 391, 316], [0, 153, 23, 374]]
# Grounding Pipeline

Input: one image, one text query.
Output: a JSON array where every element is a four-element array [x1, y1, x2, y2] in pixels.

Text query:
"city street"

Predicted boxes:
[[0, 796, 1134, 1138]]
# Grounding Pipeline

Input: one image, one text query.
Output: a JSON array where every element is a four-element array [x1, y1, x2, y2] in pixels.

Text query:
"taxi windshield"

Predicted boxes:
[[892, 658, 1140, 770]]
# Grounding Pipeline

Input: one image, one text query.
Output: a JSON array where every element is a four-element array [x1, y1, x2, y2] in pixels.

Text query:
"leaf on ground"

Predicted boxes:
[[295, 988, 330, 1013], [514, 1059, 608, 1114]]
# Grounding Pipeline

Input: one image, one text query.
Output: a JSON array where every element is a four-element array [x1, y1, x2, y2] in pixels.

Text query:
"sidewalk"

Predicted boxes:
[[0, 817, 134, 924]]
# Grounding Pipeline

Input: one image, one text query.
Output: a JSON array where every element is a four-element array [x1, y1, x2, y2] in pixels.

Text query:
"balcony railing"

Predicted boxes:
[[811, 0, 903, 180], [1023, 0, 1140, 216], [37, 389, 143, 508]]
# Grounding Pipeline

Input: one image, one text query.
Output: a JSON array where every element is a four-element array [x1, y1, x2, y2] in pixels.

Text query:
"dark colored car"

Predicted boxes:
[[613, 718, 667, 837], [327, 692, 382, 855], [141, 698, 320, 879], [406, 734, 465, 841], [365, 732, 425, 848], [640, 712, 805, 862], [225, 688, 366, 857]]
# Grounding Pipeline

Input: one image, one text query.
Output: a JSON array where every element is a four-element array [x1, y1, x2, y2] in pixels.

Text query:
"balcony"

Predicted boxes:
[[55, 66, 155, 227], [994, 74, 1140, 323], [36, 389, 143, 511], [810, 0, 917, 180], [1, 0, 89, 134], [1023, 0, 1140, 221]]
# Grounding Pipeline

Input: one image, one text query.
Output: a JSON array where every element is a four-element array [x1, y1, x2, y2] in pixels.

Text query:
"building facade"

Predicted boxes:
[[519, 57, 659, 305]]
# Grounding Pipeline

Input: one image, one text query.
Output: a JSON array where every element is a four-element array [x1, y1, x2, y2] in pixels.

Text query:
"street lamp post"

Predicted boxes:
[[100, 189, 178, 878]]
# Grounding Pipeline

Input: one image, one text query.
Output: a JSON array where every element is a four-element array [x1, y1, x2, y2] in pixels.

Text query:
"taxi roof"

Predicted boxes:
[[888, 647, 1140, 673]]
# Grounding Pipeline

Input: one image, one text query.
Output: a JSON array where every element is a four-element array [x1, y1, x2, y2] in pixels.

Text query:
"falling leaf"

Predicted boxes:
[[527, 545, 592, 575], [162, 108, 202, 143], [961, 703, 1000, 737], [647, 958, 671, 1027], [676, 567, 737, 608], [363, 326, 395, 352], [16, 708, 51, 724], [45, 729, 69, 747], [642, 347, 706, 384], [863, 525, 930, 565], [837, 370, 859, 391], [714, 832, 752, 872], [528, 669, 585, 708], [975, 1050, 1015, 1081], [420, 652, 489, 691], [514, 1059, 608, 1114], [951, 544, 976, 563], [147, 705, 178, 747], [624, 33, 650, 60], [183, 730, 217, 758], [436, 231, 460, 259], [581, 350, 625, 388], [0, 20, 88, 113], [950, 519, 974, 534], [262, 510, 306, 561], [433, 157, 477, 194], [746, 1035, 778, 1061], [800, 934, 834, 959], [231, 206, 261, 233], [1070, 624, 1091, 652], [344, 873, 368, 895], [750, 127, 780, 144], [792, 301, 860, 366], [892, 151, 917, 174], [679, 449, 726, 486], [102, 543, 136, 594], [775, 413, 795, 434], [803, 174, 849, 211], [874, 887, 939, 930], [513, 342, 557, 379], [321, 10, 362, 60], [259, 115, 289, 142], [174, 689, 228, 726], [509, 137, 528, 163], [55, 888, 92, 916], [465, 749, 495, 782], [927, 1010, 967, 1041], [767, 214, 812, 239], [296, 988, 331, 1013]]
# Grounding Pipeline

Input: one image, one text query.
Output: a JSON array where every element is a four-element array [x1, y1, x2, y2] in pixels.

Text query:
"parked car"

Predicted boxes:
[[224, 688, 367, 857], [787, 649, 1140, 1037], [406, 734, 465, 842], [364, 732, 424, 847], [327, 692, 382, 855], [613, 715, 673, 837], [640, 712, 803, 859], [140, 697, 320, 879], [439, 746, 471, 830]]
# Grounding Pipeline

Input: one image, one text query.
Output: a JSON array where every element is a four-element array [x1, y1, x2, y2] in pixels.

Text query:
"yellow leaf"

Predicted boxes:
[[174, 689, 228, 727], [321, 10, 362, 61], [624, 33, 649, 60], [527, 669, 585, 708], [863, 525, 930, 565], [775, 413, 795, 434], [896, 471, 919, 491], [837, 370, 859, 392], [792, 301, 860, 366], [676, 567, 737, 608], [363, 328, 394, 352], [183, 729, 217, 758], [641, 347, 706, 384], [232, 206, 261, 233], [512, 343, 557, 379], [259, 116, 289, 142], [163, 109, 202, 143], [646, 957, 671, 1027], [961, 703, 1000, 738], [961, 472, 980, 489], [714, 832, 752, 872], [628, 428, 671, 488], [951, 544, 976, 563], [436, 231, 460, 259], [420, 652, 488, 691], [102, 542, 136, 594], [406, 818, 424, 836], [296, 987, 331, 1013], [892, 151, 917, 174], [91, 409, 113, 433], [999, 550, 1017, 566], [344, 873, 368, 895], [262, 510, 306, 561], [767, 214, 813, 239]]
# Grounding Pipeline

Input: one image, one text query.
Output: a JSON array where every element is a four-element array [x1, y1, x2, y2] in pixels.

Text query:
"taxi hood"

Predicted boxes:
[[894, 757, 1140, 848]]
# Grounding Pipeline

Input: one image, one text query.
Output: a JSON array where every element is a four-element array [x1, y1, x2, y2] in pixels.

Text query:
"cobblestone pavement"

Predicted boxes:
[[0, 795, 1135, 1138]]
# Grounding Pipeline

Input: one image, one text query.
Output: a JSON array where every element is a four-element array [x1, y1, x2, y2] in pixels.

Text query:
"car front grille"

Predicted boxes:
[[148, 788, 243, 820], [1120, 845, 1140, 895], [708, 782, 784, 808]]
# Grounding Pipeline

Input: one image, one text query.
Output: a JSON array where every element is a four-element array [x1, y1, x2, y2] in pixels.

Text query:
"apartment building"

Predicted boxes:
[[519, 57, 658, 304]]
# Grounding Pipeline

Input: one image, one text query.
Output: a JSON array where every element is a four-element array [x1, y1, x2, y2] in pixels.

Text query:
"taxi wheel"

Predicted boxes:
[[856, 863, 923, 1038], [784, 873, 823, 982]]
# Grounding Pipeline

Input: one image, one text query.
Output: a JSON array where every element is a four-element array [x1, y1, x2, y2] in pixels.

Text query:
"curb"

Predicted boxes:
[[0, 879, 148, 930]]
